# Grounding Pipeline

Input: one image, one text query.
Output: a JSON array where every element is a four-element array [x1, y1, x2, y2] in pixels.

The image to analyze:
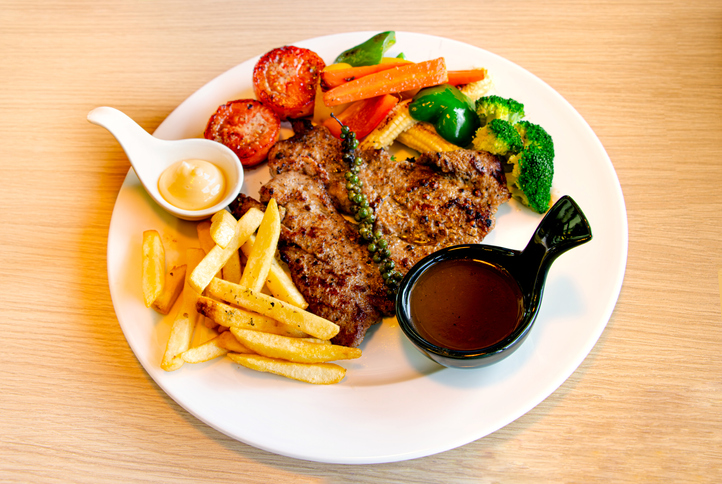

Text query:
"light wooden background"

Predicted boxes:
[[1, 1, 721, 482]]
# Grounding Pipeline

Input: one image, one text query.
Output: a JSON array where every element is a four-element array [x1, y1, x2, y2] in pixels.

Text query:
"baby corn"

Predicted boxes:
[[396, 122, 462, 153], [459, 70, 494, 102], [360, 99, 417, 150]]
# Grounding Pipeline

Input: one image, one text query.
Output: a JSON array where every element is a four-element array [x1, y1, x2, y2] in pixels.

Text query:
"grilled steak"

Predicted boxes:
[[268, 123, 511, 272], [232, 173, 393, 348], [266, 121, 351, 213], [234, 123, 510, 346]]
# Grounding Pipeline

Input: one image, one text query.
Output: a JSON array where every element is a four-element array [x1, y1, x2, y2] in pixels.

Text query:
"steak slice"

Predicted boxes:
[[266, 120, 351, 214], [267, 124, 511, 273], [232, 171, 393, 348], [362, 149, 511, 272]]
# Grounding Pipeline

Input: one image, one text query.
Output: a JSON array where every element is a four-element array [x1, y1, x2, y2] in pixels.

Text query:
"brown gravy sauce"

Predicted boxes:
[[409, 259, 524, 351]]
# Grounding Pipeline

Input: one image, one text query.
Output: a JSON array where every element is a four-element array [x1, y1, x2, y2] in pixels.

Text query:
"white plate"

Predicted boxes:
[[107, 32, 627, 464]]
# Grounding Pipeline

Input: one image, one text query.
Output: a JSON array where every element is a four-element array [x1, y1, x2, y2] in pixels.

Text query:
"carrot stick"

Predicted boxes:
[[447, 68, 487, 86], [321, 60, 412, 90], [323, 58, 448, 107], [323, 94, 399, 140]]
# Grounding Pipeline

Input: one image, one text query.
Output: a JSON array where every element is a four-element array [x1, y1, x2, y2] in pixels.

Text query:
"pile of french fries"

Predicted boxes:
[[140, 199, 360, 385]]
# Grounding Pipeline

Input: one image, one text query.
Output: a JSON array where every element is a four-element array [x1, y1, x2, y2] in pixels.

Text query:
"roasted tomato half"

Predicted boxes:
[[253, 46, 326, 120], [204, 99, 280, 167]]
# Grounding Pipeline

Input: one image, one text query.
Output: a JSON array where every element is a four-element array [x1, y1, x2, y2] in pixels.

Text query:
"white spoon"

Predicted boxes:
[[88, 106, 244, 221]]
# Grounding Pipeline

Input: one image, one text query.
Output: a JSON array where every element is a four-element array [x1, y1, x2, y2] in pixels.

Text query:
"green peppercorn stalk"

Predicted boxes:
[[330, 114, 404, 297]]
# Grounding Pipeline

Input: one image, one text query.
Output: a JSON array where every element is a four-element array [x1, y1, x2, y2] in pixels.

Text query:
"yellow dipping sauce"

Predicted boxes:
[[158, 159, 226, 211]]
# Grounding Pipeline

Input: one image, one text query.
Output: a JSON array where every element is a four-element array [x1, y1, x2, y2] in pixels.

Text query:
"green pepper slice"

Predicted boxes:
[[334, 31, 396, 67], [409, 84, 480, 147]]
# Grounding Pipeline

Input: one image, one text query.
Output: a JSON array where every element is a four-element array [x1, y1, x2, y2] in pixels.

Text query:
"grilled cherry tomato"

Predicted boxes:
[[253, 46, 325, 120], [204, 99, 280, 167]]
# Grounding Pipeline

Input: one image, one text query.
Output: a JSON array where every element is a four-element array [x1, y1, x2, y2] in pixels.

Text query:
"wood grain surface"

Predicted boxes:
[[1, 1, 721, 482]]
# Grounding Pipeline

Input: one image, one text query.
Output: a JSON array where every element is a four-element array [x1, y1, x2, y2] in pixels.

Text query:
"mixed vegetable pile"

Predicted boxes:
[[203, 31, 555, 214]]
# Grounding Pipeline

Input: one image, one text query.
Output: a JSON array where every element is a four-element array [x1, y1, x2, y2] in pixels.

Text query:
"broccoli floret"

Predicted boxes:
[[515, 120, 554, 159], [506, 147, 554, 214], [474, 98, 554, 213], [472, 118, 523, 156], [476, 95, 525, 125]]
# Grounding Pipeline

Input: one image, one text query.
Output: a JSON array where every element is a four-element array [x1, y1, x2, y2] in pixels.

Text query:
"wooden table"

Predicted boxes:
[[2, 1, 720, 481]]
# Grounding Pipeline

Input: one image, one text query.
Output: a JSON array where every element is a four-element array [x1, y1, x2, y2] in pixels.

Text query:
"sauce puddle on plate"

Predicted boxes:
[[409, 259, 524, 351]]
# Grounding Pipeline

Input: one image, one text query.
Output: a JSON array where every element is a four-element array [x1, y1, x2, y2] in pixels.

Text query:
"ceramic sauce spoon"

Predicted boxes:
[[88, 106, 243, 221], [396, 195, 593, 368]]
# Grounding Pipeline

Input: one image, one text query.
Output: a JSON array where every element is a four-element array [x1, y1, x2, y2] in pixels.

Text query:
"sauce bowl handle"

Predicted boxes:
[[520, 195, 592, 282]]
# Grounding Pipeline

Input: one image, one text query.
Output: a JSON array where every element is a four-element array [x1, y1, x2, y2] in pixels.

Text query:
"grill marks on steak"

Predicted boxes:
[[266, 122, 351, 213], [245, 172, 393, 348], [364, 149, 511, 272], [268, 124, 511, 273]]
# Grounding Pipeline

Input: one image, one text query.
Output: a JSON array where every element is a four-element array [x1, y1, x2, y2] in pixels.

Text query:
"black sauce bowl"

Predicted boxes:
[[395, 196, 593, 369]]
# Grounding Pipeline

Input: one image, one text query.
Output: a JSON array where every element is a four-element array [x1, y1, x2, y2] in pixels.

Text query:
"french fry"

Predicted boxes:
[[161, 248, 205, 371], [197, 220, 224, 278], [263, 255, 308, 309], [191, 316, 218, 348], [227, 353, 347, 385], [204, 317, 218, 329], [221, 250, 242, 283], [241, 230, 308, 309], [304, 338, 332, 345], [181, 331, 253, 363], [207, 278, 340, 340], [242, 233, 308, 309], [216, 330, 253, 353], [219, 206, 307, 308], [199, 216, 242, 283], [151, 264, 186, 315], [196, 296, 308, 338], [182, 248, 206, 323], [231, 328, 361, 363], [239, 199, 280, 292], [181, 334, 227, 363], [161, 313, 195, 371], [210, 209, 237, 248], [142, 230, 165, 307], [189, 208, 264, 293]]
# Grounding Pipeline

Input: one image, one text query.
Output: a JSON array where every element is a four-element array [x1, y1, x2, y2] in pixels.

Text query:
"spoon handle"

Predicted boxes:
[[520, 195, 593, 276], [87, 106, 161, 165]]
